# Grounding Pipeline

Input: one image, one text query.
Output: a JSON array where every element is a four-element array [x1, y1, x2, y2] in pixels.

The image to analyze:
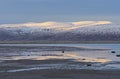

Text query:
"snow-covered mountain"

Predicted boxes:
[[0, 21, 120, 41]]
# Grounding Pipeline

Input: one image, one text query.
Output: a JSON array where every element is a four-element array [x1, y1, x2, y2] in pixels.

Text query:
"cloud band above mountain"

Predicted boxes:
[[0, 21, 112, 31]]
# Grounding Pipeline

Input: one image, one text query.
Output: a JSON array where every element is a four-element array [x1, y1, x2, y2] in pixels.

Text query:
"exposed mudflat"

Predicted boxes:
[[0, 44, 120, 79]]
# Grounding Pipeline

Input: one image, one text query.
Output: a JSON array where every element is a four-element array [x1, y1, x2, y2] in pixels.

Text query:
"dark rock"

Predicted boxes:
[[62, 51, 64, 53], [82, 58, 86, 60], [111, 51, 116, 53], [116, 55, 120, 57], [86, 63, 92, 66]]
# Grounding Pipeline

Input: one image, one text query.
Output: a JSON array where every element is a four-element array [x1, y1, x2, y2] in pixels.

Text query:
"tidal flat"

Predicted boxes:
[[0, 44, 120, 79]]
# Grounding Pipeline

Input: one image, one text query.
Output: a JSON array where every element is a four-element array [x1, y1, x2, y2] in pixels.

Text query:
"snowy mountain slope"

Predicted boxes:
[[0, 21, 120, 41], [71, 23, 120, 34], [0, 21, 112, 32]]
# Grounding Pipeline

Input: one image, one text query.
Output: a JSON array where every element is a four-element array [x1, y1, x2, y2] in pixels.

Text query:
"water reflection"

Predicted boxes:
[[0, 51, 111, 63], [0, 44, 120, 63], [0, 44, 120, 71]]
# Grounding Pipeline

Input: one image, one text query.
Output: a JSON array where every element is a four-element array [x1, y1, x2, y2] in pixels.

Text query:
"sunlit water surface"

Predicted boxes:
[[0, 44, 120, 71]]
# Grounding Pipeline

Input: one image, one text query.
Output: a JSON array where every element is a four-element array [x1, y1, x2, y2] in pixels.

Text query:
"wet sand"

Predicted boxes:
[[0, 59, 120, 79], [0, 44, 120, 79], [0, 69, 120, 79]]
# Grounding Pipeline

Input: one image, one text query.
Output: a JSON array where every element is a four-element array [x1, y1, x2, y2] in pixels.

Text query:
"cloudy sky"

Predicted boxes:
[[0, 0, 120, 24]]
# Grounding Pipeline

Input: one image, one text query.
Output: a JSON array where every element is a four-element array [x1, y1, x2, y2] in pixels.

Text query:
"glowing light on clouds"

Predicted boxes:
[[0, 21, 112, 31]]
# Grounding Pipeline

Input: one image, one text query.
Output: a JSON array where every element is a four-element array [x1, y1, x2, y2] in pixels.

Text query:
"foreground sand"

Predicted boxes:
[[0, 45, 120, 79], [0, 59, 120, 79], [0, 69, 120, 79]]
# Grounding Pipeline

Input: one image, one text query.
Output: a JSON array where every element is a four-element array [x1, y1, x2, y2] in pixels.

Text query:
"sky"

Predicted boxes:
[[0, 0, 120, 24]]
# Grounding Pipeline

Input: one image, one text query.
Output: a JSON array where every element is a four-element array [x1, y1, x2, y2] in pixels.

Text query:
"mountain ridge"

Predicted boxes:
[[0, 21, 120, 41]]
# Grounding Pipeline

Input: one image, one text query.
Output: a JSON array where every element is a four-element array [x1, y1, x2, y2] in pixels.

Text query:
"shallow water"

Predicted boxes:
[[0, 44, 120, 71], [0, 44, 120, 61]]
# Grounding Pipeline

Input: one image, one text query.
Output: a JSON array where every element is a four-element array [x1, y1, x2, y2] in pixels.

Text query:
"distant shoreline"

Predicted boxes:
[[0, 41, 120, 44]]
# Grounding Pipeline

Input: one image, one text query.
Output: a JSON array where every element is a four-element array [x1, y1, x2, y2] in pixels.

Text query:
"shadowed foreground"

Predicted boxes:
[[0, 69, 120, 79]]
